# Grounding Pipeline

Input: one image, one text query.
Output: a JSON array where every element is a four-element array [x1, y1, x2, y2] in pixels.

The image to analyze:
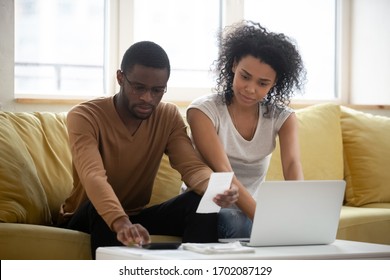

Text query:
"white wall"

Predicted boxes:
[[350, 0, 390, 105], [1, 0, 390, 116], [0, 0, 13, 111]]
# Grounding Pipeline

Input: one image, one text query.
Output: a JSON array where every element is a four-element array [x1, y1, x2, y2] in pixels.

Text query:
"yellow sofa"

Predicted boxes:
[[1, 103, 390, 259]]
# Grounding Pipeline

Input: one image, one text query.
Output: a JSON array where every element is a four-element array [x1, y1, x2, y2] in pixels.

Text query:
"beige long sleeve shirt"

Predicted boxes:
[[60, 96, 212, 230]]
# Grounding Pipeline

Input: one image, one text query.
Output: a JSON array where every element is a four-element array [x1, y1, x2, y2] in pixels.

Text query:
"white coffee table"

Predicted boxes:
[[96, 239, 390, 260]]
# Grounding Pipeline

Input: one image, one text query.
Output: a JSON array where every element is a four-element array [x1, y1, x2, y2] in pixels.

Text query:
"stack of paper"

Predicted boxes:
[[182, 242, 255, 254]]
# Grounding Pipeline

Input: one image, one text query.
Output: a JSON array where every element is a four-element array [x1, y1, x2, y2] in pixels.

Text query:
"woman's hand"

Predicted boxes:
[[213, 184, 239, 208]]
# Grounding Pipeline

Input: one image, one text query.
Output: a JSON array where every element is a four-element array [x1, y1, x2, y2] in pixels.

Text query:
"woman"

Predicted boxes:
[[187, 21, 307, 238]]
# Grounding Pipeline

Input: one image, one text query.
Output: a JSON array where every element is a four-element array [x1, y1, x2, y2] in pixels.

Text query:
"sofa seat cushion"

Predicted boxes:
[[361, 203, 390, 209], [267, 103, 344, 180], [337, 206, 390, 245], [149, 235, 182, 242], [0, 223, 91, 259], [341, 106, 390, 207], [0, 223, 181, 260]]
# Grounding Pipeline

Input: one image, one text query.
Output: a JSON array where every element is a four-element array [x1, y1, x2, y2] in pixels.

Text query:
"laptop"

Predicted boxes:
[[220, 180, 346, 247]]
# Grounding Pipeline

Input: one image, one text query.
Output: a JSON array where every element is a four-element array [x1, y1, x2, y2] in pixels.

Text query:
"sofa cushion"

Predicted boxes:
[[267, 103, 344, 180], [148, 154, 182, 206], [0, 112, 52, 224], [0, 112, 73, 225], [341, 107, 390, 206], [21, 112, 73, 223]]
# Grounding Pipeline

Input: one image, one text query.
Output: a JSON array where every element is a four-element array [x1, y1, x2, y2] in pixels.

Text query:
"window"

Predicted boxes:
[[133, 0, 220, 90], [14, 0, 107, 98], [131, 0, 221, 101], [130, 0, 337, 102], [14, 0, 338, 103], [244, 0, 336, 101]]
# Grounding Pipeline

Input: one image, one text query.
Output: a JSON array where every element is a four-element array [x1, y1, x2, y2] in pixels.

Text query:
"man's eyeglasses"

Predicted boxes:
[[121, 71, 167, 97]]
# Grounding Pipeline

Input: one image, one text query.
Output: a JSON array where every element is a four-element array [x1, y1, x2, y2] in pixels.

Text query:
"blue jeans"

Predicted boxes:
[[217, 208, 253, 238]]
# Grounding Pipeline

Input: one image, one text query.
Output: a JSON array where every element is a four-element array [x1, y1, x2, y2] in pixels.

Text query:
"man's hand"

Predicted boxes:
[[213, 184, 239, 208], [113, 216, 151, 246]]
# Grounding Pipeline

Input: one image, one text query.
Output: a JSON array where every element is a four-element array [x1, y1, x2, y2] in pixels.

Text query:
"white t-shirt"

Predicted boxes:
[[188, 94, 293, 197]]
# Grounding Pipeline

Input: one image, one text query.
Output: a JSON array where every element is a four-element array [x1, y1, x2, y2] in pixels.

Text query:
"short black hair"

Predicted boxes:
[[120, 41, 171, 78]]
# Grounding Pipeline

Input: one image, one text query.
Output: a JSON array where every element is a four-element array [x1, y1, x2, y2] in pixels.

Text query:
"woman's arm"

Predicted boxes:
[[278, 113, 304, 180], [187, 108, 256, 220]]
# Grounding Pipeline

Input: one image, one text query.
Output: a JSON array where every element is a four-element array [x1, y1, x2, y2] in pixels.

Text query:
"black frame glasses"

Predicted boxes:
[[121, 71, 167, 97]]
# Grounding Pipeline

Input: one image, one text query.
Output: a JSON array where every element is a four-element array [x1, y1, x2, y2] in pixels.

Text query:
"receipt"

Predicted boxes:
[[196, 172, 234, 213]]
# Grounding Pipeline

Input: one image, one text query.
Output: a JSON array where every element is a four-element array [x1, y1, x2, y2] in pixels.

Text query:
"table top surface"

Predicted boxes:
[[96, 239, 390, 260]]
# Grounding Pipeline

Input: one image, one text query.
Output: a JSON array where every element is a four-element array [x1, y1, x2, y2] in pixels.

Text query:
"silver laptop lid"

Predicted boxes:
[[247, 180, 346, 247]]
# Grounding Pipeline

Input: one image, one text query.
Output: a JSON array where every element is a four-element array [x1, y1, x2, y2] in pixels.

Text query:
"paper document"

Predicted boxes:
[[196, 172, 234, 213], [182, 241, 255, 254]]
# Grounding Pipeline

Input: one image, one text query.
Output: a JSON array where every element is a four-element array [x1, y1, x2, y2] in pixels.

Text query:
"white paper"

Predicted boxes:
[[182, 241, 255, 254], [196, 172, 234, 213]]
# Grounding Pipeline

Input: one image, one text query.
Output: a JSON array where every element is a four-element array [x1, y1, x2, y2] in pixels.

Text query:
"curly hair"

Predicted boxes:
[[213, 21, 306, 107]]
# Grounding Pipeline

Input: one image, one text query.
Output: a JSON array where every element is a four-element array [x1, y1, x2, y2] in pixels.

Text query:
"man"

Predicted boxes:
[[58, 41, 238, 258]]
